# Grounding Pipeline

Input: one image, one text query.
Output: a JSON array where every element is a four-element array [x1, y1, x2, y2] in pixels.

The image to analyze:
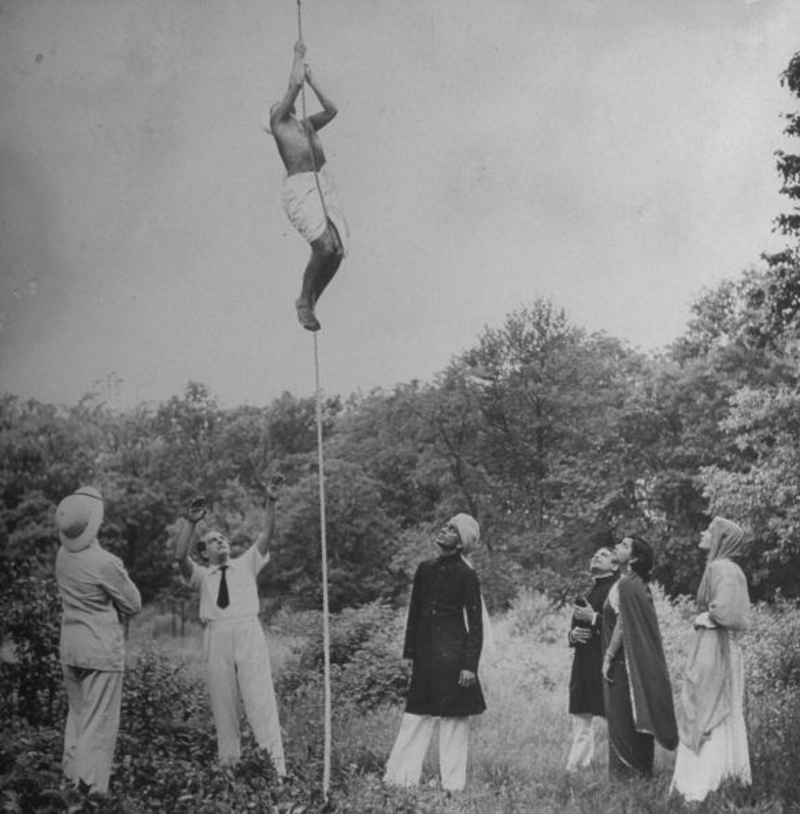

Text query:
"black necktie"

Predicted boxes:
[[216, 566, 230, 609]]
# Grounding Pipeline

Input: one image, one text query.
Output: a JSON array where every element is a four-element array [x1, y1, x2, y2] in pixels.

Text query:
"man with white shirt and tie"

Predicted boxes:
[[173, 476, 286, 774]]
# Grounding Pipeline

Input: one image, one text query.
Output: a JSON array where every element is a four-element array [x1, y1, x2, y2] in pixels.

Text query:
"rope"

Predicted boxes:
[[297, 1, 332, 799], [296, 0, 334, 233], [313, 331, 332, 800]]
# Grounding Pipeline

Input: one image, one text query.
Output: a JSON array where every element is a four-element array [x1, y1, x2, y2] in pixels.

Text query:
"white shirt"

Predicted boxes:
[[608, 579, 621, 613], [190, 544, 269, 623]]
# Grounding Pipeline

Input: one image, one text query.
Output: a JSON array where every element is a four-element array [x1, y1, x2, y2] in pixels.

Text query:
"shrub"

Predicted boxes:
[[505, 587, 565, 643], [331, 625, 410, 711], [0, 561, 64, 726], [120, 644, 207, 740], [278, 602, 409, 711], [743, 597, 800, 806], [0, 721, 66, 814]]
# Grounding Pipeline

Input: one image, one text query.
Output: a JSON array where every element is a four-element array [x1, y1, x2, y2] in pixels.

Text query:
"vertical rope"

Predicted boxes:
[[296, 0, 332, 227], [298, 2, 332, 798], [313, 331, 332, 800]]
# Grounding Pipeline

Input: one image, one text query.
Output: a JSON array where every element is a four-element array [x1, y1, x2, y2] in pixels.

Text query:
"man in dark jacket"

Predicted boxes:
[[566, 546, 618, 772], [384, 514, 487, 792]]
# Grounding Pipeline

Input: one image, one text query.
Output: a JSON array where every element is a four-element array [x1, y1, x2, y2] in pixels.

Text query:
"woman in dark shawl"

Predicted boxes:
[[601, 536, 678, 779], [671, 517, 751, 802]]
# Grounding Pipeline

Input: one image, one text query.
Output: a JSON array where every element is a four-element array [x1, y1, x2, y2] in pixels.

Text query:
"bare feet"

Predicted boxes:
[[295, 298, 321, 332]]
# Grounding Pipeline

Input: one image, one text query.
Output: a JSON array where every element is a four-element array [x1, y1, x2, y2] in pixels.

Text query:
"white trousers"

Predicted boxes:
[[204, 618, 285, 774], [62, 666, 123, 794], [566, 713, 596, 771], [383, 713, 471, 791]]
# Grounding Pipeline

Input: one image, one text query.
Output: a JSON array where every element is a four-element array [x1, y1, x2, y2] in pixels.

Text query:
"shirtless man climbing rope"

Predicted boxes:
[[264, 40, 349, 332]]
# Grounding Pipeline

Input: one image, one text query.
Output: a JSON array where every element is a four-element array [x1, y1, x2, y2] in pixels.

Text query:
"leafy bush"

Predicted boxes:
[[0, 561, 64, 726], [0, 721, 66, 814], [120, 644, 207, 740], [505, 587, 565, 643], [278, 602, 409, 711], [113, 645, 321, 811], [331, 627, 410, 711], [742, 597, 800, 806]]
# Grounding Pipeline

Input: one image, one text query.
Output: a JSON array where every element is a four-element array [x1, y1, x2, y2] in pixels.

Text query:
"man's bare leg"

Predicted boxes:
[[295, 226, 343, 332], [311, 221, 344, 304], [296, 252, 324, 332]]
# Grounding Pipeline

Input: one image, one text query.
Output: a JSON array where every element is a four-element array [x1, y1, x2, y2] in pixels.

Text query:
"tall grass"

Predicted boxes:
[[267, 588, 791, 812], [5, 592, 793, 812]]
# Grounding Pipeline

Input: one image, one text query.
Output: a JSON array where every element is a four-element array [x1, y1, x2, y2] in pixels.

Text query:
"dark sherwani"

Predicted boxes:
[[568, 573, 618, 716], [403, 554, 487, 718]]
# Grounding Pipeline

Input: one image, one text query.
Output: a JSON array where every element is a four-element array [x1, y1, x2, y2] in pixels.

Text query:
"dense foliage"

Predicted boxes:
[[6, 257, 800, 607]]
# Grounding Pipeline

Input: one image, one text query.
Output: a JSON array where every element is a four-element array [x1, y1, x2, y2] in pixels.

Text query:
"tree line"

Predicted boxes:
[[4, 50, 800, 614]]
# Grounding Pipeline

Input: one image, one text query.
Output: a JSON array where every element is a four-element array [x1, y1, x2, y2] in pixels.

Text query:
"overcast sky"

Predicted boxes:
[[2, 0, 799, 409]]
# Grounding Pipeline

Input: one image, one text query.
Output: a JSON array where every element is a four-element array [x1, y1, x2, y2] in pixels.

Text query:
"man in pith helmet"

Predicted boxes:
[[54, 486, 142, 795]]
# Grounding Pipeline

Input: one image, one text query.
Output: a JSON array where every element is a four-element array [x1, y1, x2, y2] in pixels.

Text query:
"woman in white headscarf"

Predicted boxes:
[[383, 513, 487, 792], [671, 517, 751, 802]]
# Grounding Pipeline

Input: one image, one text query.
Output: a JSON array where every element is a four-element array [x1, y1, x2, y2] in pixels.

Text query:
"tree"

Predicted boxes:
[[332, 383, 444, 529], [681, 46, 800, 599], [452, 302, 644, 548], [752, 48, 800, 347], [701, 380, 800, 598], [263, 459, 399, 611]]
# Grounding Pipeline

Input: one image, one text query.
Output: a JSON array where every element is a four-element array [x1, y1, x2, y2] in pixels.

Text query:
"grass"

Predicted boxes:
[[17, 594, 787, 813]]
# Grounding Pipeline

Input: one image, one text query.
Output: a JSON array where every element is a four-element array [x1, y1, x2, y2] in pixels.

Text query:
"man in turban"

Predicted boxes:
[[384, 513, 487, 792]]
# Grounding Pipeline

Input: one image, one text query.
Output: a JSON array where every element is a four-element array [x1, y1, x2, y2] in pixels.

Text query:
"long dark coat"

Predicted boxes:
[[403, 554, 486, 718], [568, 573, 617, 716]]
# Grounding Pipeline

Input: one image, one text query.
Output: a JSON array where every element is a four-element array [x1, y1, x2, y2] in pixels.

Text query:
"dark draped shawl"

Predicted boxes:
[[618, 574, 679, 750]]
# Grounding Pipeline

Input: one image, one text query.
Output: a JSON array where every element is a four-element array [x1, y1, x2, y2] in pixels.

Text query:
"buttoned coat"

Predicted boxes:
[[55, 541, 142, 671], [403, 554, 486, 718], [568, 573, 617, 716]]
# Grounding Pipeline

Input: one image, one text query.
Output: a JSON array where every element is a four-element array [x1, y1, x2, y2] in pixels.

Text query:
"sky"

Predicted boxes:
[[1, 0, 800, 410]]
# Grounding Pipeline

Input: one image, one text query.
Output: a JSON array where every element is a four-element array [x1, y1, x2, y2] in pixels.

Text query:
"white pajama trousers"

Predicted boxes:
[[62, 666, 123, 794], [384, 713, 471, 791], [566, 713, 596, 771], [204, 617, 285, 774]]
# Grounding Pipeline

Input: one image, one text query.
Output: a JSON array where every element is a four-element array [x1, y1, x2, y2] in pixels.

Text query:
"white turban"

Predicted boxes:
[[450, 513, 480, 553]]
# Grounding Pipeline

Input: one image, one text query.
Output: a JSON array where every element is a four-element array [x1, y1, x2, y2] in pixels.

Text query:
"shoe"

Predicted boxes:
[[295, 298, 321, 332]]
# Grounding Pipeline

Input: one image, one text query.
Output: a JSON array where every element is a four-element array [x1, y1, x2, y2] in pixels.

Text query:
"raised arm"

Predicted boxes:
[[174, 499, 206, 580], [269, 40, 306, 131], [254, 474, 285, 557], [304, 65, 338, 132]]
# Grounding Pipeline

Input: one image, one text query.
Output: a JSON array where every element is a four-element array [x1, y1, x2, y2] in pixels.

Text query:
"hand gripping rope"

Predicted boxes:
[[296, 0, 333, 801]]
